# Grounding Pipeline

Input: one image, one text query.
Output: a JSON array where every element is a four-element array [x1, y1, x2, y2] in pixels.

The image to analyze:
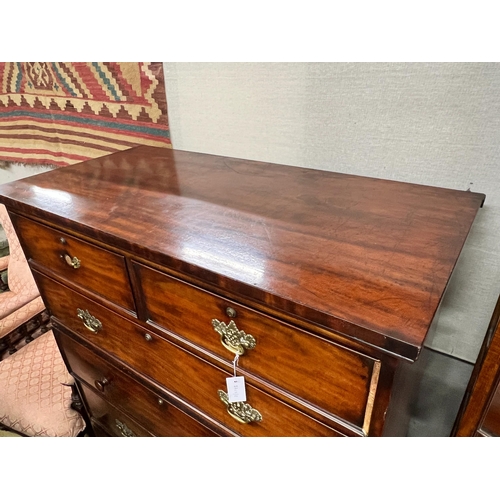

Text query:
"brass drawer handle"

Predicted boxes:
[[95, 377, 109, 392], [77, 308, 102, 333], [212, 319, 256, 356], [115, 419, 135, 437], [63, 253, 81, 269], [218, 390, 263, 424]]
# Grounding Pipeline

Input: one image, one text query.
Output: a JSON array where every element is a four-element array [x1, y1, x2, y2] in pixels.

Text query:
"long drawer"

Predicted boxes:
[[12, 214, 135, 311], [57, 329, 219, 437], [133, 262, 380, 429], [81, 384, 154, 437], [35, 270, 347, 437]]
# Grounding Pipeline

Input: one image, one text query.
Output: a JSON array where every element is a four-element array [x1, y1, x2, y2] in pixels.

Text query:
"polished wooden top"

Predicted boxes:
[[0, 146, 485, 360]]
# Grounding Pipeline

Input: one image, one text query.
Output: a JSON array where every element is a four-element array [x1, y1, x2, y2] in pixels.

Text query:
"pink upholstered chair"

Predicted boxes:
[[0, 204, 86, 436], [0, 204, 48, 356], [0, 328, 86, 436]]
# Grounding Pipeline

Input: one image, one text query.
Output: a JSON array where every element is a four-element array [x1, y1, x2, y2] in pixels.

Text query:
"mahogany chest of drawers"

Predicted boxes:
[[0, 146, 485, 437]]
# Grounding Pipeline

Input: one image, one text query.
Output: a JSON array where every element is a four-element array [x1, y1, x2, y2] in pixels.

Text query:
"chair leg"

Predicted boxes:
[[68, 383, 93, 436], [1, 311, 51, 358], [70, 384, 84, 413], [6, 325, 20, 354], [24, 321, 35, 343], [24, 310, 50, 345], [25, 315, 41, 343]]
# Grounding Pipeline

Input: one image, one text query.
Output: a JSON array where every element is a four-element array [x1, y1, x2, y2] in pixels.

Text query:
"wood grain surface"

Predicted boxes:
[[57, 330, 219, 437], [134, 260, 378, 427], [0, 146, 485, 360], [34, 270, 347, 436], [12, 213, 135, 311]]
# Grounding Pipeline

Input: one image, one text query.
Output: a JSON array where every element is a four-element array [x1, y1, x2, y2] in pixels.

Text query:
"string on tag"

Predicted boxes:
[[233, 353, 240, 377]]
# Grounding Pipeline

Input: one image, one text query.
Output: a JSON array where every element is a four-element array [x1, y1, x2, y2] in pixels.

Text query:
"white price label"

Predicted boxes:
[[226, 376, 246, 403]]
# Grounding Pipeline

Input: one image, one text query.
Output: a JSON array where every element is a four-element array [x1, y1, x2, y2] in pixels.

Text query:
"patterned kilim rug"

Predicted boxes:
[[0, 62, 172, 166]]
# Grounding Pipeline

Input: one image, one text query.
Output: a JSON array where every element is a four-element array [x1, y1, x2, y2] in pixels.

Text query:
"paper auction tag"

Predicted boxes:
[[226, 376, 247, 403]]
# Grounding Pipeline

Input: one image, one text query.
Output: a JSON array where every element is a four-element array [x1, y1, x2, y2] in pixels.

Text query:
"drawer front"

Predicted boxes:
[[35, 271, 345, 436], [80, 384, 153, 437], [57, 330, 219, 437], [92, 424, 111, 437], [12, 214, 135, 311], [134, 262, 378, 428]]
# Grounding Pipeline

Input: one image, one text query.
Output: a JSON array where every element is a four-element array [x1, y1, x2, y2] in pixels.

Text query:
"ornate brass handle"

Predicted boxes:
[[77, 308, 102, 333], [115, 419, 135, 437], [63, 253, 81, 269], [212, 319, 256, 356], [218, 390, 263, 424]]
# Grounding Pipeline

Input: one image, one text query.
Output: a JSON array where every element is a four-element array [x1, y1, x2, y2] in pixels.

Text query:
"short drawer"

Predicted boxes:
[[133, 262, 379, 430], [11, 214, 135, 311], [57, 329, 218, 437], [80, 384, 153, 437], [35, 271, 346, 436]]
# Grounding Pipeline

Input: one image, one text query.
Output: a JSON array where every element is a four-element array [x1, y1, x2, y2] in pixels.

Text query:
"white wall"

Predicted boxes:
[[163, 62, 500, 363], [0, 163, 55, 184]]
